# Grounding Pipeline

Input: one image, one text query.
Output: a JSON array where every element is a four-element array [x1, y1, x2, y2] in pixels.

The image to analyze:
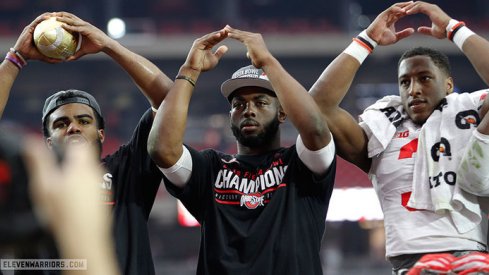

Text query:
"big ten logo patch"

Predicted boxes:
[[395, 130, 410, 139]]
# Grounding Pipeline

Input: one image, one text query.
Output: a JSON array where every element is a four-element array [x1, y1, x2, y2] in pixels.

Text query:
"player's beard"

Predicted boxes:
[[231, 117, 280, 148]]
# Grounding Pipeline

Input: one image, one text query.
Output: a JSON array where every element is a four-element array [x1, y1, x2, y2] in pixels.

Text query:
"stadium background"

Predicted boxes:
[[1, 0, 488, 274]]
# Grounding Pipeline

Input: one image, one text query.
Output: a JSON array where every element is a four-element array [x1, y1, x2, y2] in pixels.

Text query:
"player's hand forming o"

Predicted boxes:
[[365, 1, 415, 46], [225, 26, 273, 69], [404, 1, 452, 39], [182, 28, 229, 74]]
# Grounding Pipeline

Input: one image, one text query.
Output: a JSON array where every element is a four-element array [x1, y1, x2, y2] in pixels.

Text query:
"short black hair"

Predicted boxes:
[[42, 90, 104, 138], [398, 47, 451, 76]]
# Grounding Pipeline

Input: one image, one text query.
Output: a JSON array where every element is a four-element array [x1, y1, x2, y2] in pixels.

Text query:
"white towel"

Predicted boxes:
[[360, 91, 488, 234], [359, 95, 406, 157], [407, 91, 488, 233]]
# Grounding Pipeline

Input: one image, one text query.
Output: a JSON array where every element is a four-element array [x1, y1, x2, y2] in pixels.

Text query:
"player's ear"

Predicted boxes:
[[446, 76, 454, 95], [46, 137, 53, 149], [98, 129, 105, 143], [278, 105, 286, 123]]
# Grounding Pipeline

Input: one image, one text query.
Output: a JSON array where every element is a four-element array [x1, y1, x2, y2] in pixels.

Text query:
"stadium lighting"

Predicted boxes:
[[107, 18, 126, 39]]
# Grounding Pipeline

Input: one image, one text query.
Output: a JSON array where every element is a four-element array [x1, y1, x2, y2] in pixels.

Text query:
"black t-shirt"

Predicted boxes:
[[102, 109, 162, 275], [165, 145, 336, 275], [13, 109, 161, 275]]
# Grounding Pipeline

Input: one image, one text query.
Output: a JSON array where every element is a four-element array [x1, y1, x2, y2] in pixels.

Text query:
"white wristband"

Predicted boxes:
[[343, 29, 377, 64], [151, 106, 158, 112], [446, 19, 460, 34], [446, 19, 475, 50], [453, 26, 475, 50], [343, 41, 370, 64]]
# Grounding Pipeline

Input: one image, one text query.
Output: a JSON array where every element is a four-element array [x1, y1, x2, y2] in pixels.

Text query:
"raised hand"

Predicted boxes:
[[224, 25, 273, 69], [404, 1, 452, 39], [13, 13, 63, 63], [182, 28, 229, 74], [52, 12, 113, 61], [366, 1, 415, 46]]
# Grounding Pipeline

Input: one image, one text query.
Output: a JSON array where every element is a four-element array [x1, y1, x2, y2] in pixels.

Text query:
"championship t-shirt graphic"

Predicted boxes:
[[213, 157, 287, 209]]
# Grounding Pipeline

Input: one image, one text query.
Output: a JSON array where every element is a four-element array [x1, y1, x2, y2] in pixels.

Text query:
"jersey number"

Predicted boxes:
[[399, 138, 419, 211], [398, 138, 418, 159]]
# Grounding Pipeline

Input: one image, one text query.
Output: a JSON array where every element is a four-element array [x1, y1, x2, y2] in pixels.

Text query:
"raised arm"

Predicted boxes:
[[148, 29, 228, 168], [0, 13, 63, 119], [0, 53, 20, 119], [225, 26, 330, 150], [55, 12, 173, 108], [406, 1, 489, 86], [308, 2, 414, 171]]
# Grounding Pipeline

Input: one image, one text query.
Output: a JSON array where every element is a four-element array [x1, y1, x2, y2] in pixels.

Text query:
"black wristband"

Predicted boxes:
[[356, 36, 374, 52], [175, 75, 196, 87], [448, 22, 466, 41]]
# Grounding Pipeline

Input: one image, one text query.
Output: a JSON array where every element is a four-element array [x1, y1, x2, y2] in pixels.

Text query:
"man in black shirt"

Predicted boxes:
[[1, 12, 172, 274], [148, 26, 336, 274]]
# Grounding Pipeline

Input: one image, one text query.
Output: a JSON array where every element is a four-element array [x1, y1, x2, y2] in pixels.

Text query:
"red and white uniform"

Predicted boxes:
[[360, 118, 488, 258]]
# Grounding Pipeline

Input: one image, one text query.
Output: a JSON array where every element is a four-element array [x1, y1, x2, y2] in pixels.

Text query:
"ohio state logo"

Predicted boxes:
[[240, 193, 264, 209]]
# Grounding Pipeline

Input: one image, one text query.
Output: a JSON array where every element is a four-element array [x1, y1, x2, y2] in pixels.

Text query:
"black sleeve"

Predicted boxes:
[[314, 156, 337, 202], [104, 109, 162, 217], [291, 145, 337, 201]]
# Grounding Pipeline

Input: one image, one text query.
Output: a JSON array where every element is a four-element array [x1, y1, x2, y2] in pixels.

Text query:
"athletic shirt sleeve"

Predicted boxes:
[[158, 146, 192, 188], [162, 145, 214, 223], [102, 108, 163, 275], [468, 89, 489, 108], [103, 108, 162, 216], [295, 133, 335, 175]]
